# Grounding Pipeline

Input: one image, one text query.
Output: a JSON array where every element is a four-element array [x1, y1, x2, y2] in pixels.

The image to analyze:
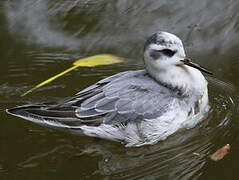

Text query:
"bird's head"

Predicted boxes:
[[143, 31, 212, 75]]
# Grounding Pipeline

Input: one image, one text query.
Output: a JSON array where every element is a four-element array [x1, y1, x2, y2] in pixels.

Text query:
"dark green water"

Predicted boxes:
[[1, 0, 239, 179]]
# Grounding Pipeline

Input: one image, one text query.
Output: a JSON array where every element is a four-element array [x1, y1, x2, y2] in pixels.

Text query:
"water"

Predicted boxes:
[[1, 0, 239, 179]]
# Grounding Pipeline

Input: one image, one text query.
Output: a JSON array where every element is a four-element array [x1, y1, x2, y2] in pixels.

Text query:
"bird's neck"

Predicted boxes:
[[146, 64, 208, 96]]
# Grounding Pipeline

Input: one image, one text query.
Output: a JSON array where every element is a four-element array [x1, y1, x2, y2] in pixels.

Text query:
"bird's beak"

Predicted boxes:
[[180, 58, 213, 75]]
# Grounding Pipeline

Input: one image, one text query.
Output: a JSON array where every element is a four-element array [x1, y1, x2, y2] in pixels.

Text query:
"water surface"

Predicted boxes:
[[1, 0, 239, 179]]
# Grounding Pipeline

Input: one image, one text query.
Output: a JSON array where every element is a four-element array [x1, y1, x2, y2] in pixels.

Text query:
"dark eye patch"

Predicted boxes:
[[150, 50, 162, 59], [150, 49, 176, 59], [161, 49, 176, 57]]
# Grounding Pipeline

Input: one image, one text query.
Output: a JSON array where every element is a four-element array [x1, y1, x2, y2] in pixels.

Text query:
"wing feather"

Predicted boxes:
[[8, 70, 190, 128]]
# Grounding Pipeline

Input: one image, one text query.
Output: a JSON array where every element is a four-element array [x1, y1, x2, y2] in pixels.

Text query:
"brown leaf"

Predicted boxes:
[[210, 144, 230, 161]]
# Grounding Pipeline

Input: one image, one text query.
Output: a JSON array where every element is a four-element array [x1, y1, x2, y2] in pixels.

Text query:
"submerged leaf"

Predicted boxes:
[[210, 144, 230, 161]]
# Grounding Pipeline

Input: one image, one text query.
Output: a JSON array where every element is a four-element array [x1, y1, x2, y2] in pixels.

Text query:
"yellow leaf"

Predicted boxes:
[[73, 54, 123, 66], [21, 54, 123, 96]]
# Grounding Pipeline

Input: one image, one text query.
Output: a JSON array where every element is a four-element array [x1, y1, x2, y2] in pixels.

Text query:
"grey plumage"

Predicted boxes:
[[7, 70, 198, 129], [6, 31, 209, 146]]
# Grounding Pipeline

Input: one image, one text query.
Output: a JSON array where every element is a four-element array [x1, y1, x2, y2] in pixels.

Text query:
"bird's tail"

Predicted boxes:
[[6, 103, 82, 129]]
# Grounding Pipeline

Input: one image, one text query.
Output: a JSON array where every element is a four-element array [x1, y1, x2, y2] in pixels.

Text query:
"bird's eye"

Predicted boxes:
[[149, 49, 176, 60], [161, 49, 176, 57]]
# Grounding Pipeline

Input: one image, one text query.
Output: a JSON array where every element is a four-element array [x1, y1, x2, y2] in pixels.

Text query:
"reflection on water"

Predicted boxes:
[[4, 0, 239, 57], [1, 0, 239, 179], [4, 0, 80, 49]]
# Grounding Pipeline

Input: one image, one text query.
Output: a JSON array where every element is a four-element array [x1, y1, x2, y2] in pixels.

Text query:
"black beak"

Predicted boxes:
[[180, 59, 213, 75]]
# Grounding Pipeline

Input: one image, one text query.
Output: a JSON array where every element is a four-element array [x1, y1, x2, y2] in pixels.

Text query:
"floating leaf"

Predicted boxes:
[[210, 144, 230, 161], [73, 54, 123, 66], [192, 152, 200, 156], [21, 54, 123, 96]]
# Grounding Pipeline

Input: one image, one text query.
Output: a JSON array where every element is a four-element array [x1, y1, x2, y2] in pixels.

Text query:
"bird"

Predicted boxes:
[[7, 31, 212, 147]]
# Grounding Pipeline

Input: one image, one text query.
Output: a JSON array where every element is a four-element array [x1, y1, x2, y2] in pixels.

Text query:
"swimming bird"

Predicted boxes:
[[7, 32, 212, 147]]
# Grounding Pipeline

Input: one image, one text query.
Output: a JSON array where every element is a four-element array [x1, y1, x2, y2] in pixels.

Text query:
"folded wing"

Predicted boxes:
[[7, 70, 182, 128]]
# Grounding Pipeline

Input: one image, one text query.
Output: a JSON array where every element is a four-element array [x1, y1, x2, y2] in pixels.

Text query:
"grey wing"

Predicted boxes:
[[7, 70, 177, 128], [75, 70, 177, 125]]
